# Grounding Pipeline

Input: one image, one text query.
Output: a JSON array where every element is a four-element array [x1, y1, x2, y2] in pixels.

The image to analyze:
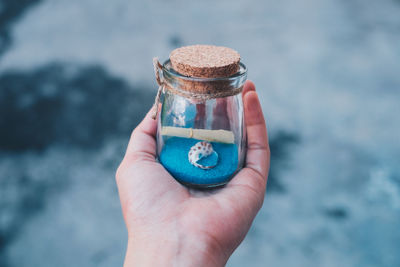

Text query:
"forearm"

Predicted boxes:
[[124, 232, 228, 267]]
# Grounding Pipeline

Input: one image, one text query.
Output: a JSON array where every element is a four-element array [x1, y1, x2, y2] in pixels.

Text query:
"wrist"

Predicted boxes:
[[124, 228, 228, 267]]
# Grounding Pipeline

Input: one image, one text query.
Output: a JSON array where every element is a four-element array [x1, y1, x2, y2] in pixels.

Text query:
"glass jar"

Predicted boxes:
[[155, 59, 247, 188]]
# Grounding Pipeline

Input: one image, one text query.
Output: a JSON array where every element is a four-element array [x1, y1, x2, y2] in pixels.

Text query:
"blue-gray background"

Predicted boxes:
[[1, 0, 399, 266]]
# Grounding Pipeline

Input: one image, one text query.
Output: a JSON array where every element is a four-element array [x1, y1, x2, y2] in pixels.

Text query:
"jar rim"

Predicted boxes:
[[162, 59, 247, 82]]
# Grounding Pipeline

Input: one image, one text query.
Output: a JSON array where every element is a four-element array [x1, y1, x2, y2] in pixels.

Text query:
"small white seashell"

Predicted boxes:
[[188, 141, 217, 169]]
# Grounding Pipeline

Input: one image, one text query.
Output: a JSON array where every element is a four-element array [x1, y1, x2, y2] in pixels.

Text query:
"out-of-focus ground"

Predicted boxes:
[[0, 0, 399, 266]]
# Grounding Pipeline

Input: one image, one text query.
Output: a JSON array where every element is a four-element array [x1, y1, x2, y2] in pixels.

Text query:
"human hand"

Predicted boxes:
[[116, 80, 270, 266]]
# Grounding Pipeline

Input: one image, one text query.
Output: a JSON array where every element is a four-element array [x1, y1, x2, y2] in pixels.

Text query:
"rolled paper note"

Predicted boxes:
[[161, 126, 235, 144]]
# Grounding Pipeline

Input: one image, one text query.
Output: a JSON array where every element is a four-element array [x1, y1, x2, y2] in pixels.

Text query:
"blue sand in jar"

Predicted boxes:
[[159, 137, 238, 185]]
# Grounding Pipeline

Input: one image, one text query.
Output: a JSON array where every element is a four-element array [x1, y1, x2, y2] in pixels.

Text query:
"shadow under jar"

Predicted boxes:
[[155, 47, 247, 188]]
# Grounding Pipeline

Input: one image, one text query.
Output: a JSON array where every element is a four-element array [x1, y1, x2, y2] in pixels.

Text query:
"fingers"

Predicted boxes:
[[123, 107, 158, 164], [243, 90, 270, 181], [211, 80, 256, 130], [216, 81, 270, 215], [212, 98, 230, 130]]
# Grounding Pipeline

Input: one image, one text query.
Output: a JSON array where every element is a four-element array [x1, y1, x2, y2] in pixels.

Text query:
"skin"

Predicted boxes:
[[116, 80, 270, 266]]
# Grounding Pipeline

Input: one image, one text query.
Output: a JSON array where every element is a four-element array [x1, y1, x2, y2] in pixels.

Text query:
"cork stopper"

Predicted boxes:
[[170, 45, 240, 78]]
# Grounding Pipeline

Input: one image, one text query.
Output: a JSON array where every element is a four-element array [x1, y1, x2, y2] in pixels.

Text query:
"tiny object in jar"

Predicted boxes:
[[188, 141, 218, 169]]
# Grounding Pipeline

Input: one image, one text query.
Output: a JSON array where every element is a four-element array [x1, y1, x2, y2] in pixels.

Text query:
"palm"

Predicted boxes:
[[121, 159, 263, 255]]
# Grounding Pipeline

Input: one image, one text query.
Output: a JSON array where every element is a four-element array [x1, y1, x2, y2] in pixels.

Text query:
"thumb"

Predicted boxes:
[[123, 107, 158, 164]]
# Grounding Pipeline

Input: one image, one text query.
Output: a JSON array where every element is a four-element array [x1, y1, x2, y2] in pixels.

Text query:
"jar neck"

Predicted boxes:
[[159, 59, 247, 99]]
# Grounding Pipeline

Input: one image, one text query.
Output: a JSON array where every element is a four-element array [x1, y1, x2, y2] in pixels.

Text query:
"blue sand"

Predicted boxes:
[[159, 137, 238, 185]]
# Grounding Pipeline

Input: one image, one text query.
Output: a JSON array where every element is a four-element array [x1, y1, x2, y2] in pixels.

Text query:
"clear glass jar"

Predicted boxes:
[[156, 59, 247, 188]]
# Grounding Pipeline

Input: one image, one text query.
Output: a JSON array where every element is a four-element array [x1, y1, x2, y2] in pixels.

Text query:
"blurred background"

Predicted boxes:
[[1, 0, 399, 266]]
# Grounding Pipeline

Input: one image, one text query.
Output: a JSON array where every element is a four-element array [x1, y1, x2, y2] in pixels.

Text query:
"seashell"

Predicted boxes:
[[188, 141, 218, 169]]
